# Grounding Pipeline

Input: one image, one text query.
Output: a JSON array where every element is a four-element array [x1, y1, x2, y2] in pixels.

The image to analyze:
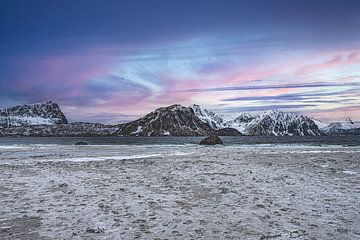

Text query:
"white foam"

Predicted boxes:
[[48, 153, 162, 162], [0, 145, 30, 150]]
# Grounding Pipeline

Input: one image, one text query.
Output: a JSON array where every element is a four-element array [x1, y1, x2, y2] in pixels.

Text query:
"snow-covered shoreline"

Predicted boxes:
[[1, 144, 359, 239]]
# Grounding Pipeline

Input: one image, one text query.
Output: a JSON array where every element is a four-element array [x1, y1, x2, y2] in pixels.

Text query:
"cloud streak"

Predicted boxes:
[[181, 82, 360, 93], [221, 89, 359, 102], [214, 104, 317, 113]]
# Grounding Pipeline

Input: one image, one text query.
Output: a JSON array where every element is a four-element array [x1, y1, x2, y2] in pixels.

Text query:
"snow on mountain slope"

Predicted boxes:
[[190, 105, 320, 136], [190, 105, 255, 133], [312, 119, 330, 130], [225, 112, 254, 133], [245, 110, 321, 136], [190, 106, 322, 136], [0, 101, 68, 128], [190, 104, 226, 129], [323, 118, 360, 135]]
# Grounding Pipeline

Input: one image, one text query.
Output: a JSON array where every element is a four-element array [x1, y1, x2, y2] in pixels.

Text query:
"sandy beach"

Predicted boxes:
[[0, 143, 359, 239]]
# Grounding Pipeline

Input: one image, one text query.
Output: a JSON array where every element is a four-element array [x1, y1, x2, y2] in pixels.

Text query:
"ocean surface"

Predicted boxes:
[[0, 135, 359, 146]]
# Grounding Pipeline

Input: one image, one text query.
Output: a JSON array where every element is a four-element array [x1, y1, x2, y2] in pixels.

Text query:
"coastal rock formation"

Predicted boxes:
[[199, 135, 223, 145]]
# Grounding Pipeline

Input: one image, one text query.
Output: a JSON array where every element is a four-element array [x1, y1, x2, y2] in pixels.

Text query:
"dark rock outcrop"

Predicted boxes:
[[74, 141, 88, 145], [199, 135, 223, 145]]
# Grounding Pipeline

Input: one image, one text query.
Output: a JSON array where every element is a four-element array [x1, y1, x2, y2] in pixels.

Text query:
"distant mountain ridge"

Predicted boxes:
[[321, 118, 360, 135], [190, 105, 321, 136], [0, 101, 358, 136]]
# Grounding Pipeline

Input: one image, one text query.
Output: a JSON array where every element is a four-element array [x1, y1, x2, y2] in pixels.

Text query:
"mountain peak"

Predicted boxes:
[[190, 104, 226, 129], [246, 109, 320, 136], [118, 104, 215, 136], [264, 109, 281, 115]]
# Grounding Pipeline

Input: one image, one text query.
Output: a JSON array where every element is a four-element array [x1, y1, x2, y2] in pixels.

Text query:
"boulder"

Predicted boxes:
[[199, 135, 223, 145], [74, 141, 88, 145]]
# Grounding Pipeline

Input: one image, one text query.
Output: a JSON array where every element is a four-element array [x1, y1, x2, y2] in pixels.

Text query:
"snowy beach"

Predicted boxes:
[[0, 141, 359, 239]]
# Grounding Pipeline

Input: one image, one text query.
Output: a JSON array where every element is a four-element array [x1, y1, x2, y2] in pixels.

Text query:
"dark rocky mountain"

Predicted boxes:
[[0, 101, 68, 128], [245, 110, 321, 136], [117, 104, 215, 136]]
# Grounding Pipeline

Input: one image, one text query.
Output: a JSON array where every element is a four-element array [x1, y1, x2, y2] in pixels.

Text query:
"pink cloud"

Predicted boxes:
[[295, 51, 360, 76], [305, 105, 360, 122], [7, 48, 118, 103]]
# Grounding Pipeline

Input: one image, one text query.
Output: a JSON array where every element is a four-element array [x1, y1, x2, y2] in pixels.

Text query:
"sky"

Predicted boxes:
[[0, 0, 359, 123]]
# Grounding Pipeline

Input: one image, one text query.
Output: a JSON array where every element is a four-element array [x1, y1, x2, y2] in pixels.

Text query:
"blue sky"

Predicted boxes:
[[0, 0, 359, 123]]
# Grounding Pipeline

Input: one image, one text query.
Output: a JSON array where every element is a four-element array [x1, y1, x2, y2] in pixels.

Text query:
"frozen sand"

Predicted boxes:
[[0, 144, 359, 239]]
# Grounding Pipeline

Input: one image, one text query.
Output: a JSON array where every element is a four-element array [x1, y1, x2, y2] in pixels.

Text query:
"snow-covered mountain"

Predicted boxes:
[[190, 104, 254, 133], [190, 104, 226, 129], [244, 110, 321, 136], [225, 113, 254, 133], [117, 104, 216, 136], [311, 118, 330, 131], [321, 118, 360, 135], [191, 106, 320, 136], [0, 101, 68, 128]]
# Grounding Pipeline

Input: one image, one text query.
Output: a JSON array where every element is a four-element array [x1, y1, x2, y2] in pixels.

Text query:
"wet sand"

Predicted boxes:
[[0, 144, 359, 239]]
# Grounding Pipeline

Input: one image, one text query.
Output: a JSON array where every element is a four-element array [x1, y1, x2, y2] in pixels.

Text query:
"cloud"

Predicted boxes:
[[304, 105, 360, 122], [221, 89, 358, 102], [214, 104, 317, 113], [181, 82, 360, 93], [296, 52, 360, 75]]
